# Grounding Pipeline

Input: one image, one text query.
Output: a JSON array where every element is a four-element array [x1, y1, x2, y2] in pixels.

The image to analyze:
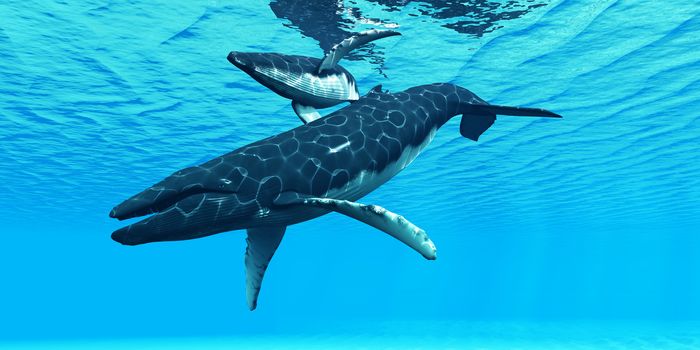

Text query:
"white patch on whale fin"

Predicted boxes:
[[318, 29, 401, 73], [292, 101, 322, 124], [245, 226, 286, 310], [274, 193, 437, 260]]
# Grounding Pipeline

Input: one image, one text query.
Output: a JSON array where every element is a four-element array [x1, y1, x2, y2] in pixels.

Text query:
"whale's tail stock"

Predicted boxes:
[[408, 83, 562, 141], [458, 102, 563, 141]]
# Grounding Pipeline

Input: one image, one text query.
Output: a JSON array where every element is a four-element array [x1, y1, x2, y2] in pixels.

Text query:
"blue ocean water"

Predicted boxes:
[[1, 0, 699, 348]]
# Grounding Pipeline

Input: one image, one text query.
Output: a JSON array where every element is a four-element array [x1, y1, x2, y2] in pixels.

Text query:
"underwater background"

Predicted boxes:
[[2, 0, 700, 348]]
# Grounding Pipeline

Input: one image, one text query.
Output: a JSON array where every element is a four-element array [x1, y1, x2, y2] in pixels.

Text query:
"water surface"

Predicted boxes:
[[1, 0, 699, 348]]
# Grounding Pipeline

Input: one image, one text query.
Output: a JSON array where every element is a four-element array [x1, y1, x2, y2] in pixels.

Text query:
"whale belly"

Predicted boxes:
[[253, 65, 358, 107], [328, 126, 437, 202]]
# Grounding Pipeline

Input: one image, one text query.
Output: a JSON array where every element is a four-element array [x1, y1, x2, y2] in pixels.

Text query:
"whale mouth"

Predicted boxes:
[[111, 192, 256, 245]]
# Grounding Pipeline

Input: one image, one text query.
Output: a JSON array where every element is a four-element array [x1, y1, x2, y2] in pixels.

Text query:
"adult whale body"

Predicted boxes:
[[227, 29, 400, 124], [109, 83, 562, 310]]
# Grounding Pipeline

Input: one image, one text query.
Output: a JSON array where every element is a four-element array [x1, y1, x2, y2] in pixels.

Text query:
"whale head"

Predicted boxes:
[[227, 51, 260, 74], [110, 192, 261, 246]]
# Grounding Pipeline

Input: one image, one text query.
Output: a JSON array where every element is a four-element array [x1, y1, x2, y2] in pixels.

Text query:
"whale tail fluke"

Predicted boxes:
[[473, 104, 563, 119], [460, 104, 562, 141]]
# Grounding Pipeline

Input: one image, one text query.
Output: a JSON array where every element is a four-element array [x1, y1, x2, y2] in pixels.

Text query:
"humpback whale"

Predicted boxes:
[[227, 29, 400, 124], [110, 83, 561, 310]]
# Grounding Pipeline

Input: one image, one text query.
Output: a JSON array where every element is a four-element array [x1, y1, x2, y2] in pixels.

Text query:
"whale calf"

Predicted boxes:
[[110, 83, 561, 310], [228, 29, 400, 124]]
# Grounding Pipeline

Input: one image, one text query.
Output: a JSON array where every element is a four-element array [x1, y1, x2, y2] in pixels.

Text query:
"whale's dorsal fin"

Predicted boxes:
[[273, 192, 437, 260], [368, 84, 383, 94], [245, 226, 286, 310], [318, 29, 401, 73], [292, 101, 322, 124]]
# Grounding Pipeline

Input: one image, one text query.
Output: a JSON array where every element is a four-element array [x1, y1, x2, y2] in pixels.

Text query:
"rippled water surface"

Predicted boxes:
[[1, 0, 699, 348]]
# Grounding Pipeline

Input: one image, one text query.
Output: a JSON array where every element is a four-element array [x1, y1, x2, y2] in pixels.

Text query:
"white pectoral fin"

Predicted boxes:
[[320, 199, 437, 260], [274, 193, 436, 260], [318, 29, 401, 73], [292, 101, 322, 124], [245, 226, 286, 310]]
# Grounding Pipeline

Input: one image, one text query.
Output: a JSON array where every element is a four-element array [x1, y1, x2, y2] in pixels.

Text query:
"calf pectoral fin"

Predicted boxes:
[[274, 193, 437, 260], [245, 226, 286, 310], [292, 101, 322, 124]]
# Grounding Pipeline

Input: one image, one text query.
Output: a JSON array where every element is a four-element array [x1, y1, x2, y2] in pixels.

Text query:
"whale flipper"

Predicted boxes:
[[274, 193, 437, 260], [245, 226, 286, 310], [318, 29, 401, 73], [292, 101, 322, 124]]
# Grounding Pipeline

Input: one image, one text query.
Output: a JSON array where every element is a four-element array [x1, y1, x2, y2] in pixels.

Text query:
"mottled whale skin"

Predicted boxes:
[[110, 83, 561, 310]]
